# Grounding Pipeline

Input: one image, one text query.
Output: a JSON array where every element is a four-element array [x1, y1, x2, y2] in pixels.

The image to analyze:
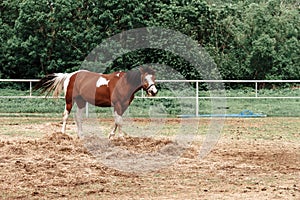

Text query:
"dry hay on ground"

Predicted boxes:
[[83, 135, 192, 173]]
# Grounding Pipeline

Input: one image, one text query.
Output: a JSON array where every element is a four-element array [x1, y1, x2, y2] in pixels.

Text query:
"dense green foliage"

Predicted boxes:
[[1, 0, 299, 80]]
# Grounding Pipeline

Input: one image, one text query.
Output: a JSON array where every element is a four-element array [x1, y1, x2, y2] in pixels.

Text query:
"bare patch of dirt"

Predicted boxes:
[[0, 132, 131, 199], [0, 118, 299, 199], [110, 136, 173, 153]]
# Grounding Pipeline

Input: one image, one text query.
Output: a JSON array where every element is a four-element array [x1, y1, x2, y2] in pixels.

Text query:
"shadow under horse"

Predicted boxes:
[[34, 67, 158, 138]]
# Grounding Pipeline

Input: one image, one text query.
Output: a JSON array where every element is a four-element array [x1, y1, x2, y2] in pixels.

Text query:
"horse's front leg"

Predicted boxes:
[[109, 110, 124, 138], [109, 123, 118, 139]]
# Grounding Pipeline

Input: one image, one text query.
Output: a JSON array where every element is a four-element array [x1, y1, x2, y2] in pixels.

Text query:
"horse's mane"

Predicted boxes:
[[125, 67, 155, 87], [125, 70, 142, 87], [142, 67, 155, 75]]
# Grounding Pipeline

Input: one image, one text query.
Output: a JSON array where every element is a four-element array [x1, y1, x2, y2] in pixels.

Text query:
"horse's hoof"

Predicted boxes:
[[108, 134, 115, 139], [119, 135, 126, 140]]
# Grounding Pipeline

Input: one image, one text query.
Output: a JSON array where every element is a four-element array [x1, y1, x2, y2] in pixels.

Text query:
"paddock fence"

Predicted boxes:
[[1, 79, 300, 116]]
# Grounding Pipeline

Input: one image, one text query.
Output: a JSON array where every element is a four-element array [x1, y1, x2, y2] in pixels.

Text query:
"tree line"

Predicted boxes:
[[1, 0, 299, 81]]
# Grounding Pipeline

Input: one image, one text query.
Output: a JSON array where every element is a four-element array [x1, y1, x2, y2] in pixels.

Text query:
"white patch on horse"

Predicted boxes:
[[116, 72, 121, 77], [114, 111, 123, 125], [96, 76, 110, 87], [145, 74, 157, 95], [145, 74, 154, 85]]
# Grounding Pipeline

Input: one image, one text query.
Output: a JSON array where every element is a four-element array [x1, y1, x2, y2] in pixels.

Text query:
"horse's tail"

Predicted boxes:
[[34, 73, 69, 98]]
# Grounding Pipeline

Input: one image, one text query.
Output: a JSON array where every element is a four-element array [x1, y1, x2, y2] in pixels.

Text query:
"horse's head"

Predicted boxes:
[[140, 67, 158, 96]]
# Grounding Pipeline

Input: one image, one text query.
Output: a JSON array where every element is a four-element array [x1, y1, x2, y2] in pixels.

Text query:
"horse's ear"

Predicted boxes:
[[139, 66, 155, 75]]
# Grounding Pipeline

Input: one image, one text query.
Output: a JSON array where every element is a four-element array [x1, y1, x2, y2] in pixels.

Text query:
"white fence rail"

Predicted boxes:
[[0, 79, 38, 97], [1, 79, 300, 116]]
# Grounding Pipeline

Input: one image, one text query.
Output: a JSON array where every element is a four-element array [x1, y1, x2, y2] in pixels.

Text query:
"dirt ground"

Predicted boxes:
[[0, 117, 299, 199]]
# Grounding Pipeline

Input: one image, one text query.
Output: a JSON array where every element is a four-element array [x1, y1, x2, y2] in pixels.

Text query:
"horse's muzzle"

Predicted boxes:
[[148, 90, 157, 96], [146, 84, 158, 96]]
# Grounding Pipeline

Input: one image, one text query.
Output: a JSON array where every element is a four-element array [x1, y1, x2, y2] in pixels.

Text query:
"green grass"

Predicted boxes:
[[0, 88, 300, 117]]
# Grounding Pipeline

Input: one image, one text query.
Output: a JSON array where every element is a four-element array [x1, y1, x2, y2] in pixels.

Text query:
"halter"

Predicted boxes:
[[146, 83, 155, 91]]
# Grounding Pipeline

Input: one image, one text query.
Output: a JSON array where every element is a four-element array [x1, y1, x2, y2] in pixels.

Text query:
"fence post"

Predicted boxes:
[[255, 82, 258, 98], [196, 81, 199, 116], [29, 81, 32, 96]]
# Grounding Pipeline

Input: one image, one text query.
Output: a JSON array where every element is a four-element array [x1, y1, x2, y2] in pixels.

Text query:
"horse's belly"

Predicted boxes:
[[94, 101, 112, 107], [89, 86, 112, 107]]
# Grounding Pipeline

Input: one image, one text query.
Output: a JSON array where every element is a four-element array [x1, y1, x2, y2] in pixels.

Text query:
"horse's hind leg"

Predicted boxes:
[[75, 106, 85, 137], [75, 97, 86, 137], [61, 109, 68, 133], [62, 102, 72, 134]]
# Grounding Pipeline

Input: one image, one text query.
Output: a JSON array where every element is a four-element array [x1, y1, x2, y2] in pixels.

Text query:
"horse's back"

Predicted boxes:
[[69, 70, 124, 107]]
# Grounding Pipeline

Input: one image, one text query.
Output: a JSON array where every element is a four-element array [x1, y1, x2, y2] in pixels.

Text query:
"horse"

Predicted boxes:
[[34, 67, 158, 138]]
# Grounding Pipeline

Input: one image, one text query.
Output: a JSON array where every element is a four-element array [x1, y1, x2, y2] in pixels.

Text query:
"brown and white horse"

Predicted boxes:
[[35, 67, 158, 138]]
